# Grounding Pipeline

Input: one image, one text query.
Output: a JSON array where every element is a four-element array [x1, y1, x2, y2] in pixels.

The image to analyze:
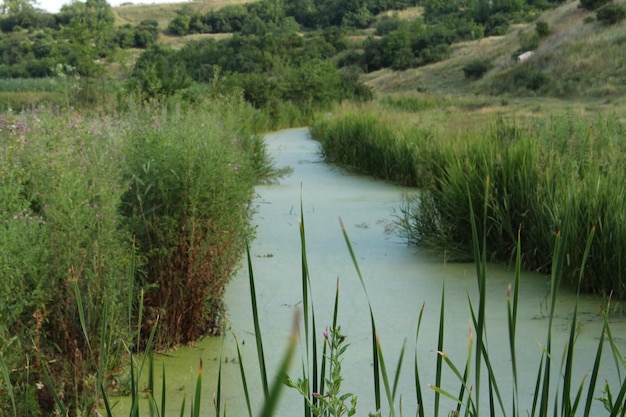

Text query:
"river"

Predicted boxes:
[[112, 128, 626, 417]]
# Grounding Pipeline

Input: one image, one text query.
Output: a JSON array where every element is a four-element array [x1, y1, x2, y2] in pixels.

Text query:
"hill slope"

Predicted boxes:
[[364, 0, 626, 103]]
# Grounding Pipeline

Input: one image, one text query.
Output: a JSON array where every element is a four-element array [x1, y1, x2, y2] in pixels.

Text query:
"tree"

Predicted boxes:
[[129, 44, 191, 100], [1, 0, 38, 30], [58, 0, 116, 103]]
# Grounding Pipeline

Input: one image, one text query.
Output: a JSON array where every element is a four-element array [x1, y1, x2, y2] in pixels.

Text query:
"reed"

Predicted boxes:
[[312, 111, 626, 299], [3, 190, 626, 417]]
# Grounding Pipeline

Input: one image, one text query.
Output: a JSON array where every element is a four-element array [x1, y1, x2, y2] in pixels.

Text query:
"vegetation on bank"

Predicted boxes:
[[1, 0, 626, 415], [311, 107, 626, 299], [4, 197, 626, 417], [0, 97, 277, 415]]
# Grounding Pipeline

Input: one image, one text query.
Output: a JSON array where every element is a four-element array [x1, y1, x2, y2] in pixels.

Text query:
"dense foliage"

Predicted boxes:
[[162, 0, 566, 73], [0, 99, 275, 415], [0, 0, 158, 79], [127, 28, 373, 109], [312, 110, 626, 299]]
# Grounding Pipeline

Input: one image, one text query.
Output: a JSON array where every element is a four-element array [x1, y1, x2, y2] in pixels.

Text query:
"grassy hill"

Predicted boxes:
[[365, 0, 626, 101], [112, 0, 626, 108]]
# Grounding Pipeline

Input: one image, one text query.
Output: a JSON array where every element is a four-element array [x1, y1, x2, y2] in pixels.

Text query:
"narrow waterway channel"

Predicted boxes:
[[113, 128, 626, 417]]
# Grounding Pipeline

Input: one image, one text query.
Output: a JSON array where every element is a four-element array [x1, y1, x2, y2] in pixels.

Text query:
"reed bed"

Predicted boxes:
[[311, 110, 626, 299], [5, 194, 625, 417], [0, 99, 277, 415]]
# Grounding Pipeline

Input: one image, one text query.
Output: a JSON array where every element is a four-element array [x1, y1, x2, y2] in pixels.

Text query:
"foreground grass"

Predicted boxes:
[[4, 192, 625, 417]]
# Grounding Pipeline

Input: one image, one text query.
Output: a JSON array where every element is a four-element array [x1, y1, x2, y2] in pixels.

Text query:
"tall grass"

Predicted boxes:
[[0, 98, 277, 415], [3, 186, 626, 417], [311, 112, 434, 187], [119, 98, 273, 348], [311, 111, 626, 299], [0, 106, 131, 415]]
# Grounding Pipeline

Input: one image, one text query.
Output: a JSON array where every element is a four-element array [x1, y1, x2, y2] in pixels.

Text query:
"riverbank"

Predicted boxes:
[[311, 103, 626, 299], [0, 100, 275, 415]]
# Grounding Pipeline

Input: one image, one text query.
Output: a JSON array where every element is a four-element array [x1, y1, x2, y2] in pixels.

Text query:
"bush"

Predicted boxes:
[[535, 20, 550, 37], [462, 58, 493, 79], [0, 108, 132, 415], [120, 100, 269, 348], [596, 3, 626, 24], [375, 15, 402, 35], [579, 0, 611, 10], [512, 65, 546, 90]]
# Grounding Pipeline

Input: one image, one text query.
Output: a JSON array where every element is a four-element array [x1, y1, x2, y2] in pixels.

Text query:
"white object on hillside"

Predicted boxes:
[[517, 50, 536, 63]]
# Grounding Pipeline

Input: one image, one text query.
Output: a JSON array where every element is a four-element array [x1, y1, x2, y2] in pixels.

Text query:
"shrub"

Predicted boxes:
[[512, 65, 546, 90], [0, 108, 132, 415], [375, 14, 402, 35], [535, 20, 551, 37], [462, 58, 493, 79], [579, 0, 611, 10], [596, 3, 626, 24], [120, 100, 269, 348]]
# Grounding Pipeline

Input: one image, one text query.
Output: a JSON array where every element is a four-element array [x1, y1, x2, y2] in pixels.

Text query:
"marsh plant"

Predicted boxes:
[[119, 98, 273, 348], [3, 187, 626, 417], [287, 326, 358, 417], [312, 111, 626, 299], [0, 98, 277, 415]]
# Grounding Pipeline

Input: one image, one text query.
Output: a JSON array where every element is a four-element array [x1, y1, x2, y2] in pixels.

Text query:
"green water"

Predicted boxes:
[[111, 128, 626, 417]]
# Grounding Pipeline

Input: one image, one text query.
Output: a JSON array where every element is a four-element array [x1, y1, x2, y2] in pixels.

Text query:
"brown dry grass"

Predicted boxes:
[[160, 32, 233, 49], [113, 0, 253, 26], [376, 6, 423, 20]]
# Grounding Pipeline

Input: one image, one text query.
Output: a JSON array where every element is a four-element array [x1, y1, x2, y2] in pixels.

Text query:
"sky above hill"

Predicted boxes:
[[37, 0, 190, 13]]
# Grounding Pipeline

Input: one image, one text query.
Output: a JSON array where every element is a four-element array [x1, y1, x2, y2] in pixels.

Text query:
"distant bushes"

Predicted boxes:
[[311, 111, 626, 298], [463, 58, 493, 79], [579, 0, 611, 10], [128, 33, 373, 111], [596, 3, 626, 25]]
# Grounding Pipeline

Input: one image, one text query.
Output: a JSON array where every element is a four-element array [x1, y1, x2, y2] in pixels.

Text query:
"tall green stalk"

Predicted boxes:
[[246, 242, 270, 401], [339, 218, 384, 414]]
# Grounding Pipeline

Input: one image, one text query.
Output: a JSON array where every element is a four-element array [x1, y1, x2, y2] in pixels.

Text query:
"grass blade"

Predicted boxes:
[[435, 278, 445, 417], [259, 312, 300, 417], [376, 334, 397, 417], [467, 177, 489, 417], [298, 197, 315, 417], [582, 321, 605, 417], [339, 217, 381, 411], [414, 303, 426, 417], [508, 228, 522, 417], [0, 353, 17, 417], [191, 359, 203, 417], [234, 333, 253, 417], [392, 339, 407, 401], [148, 354, 155, 417], [215, 333, 225, 417], [246, 241, 270, 400], [161, 361, 166, 417], [73, 279, 92, 355], [100, 380, 114, 417], [42, 363, 68, 417]]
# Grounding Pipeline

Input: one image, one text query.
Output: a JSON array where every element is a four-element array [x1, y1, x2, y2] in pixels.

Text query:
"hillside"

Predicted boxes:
[[364, 0, 626, 104], [111, 0, 626, 105]]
